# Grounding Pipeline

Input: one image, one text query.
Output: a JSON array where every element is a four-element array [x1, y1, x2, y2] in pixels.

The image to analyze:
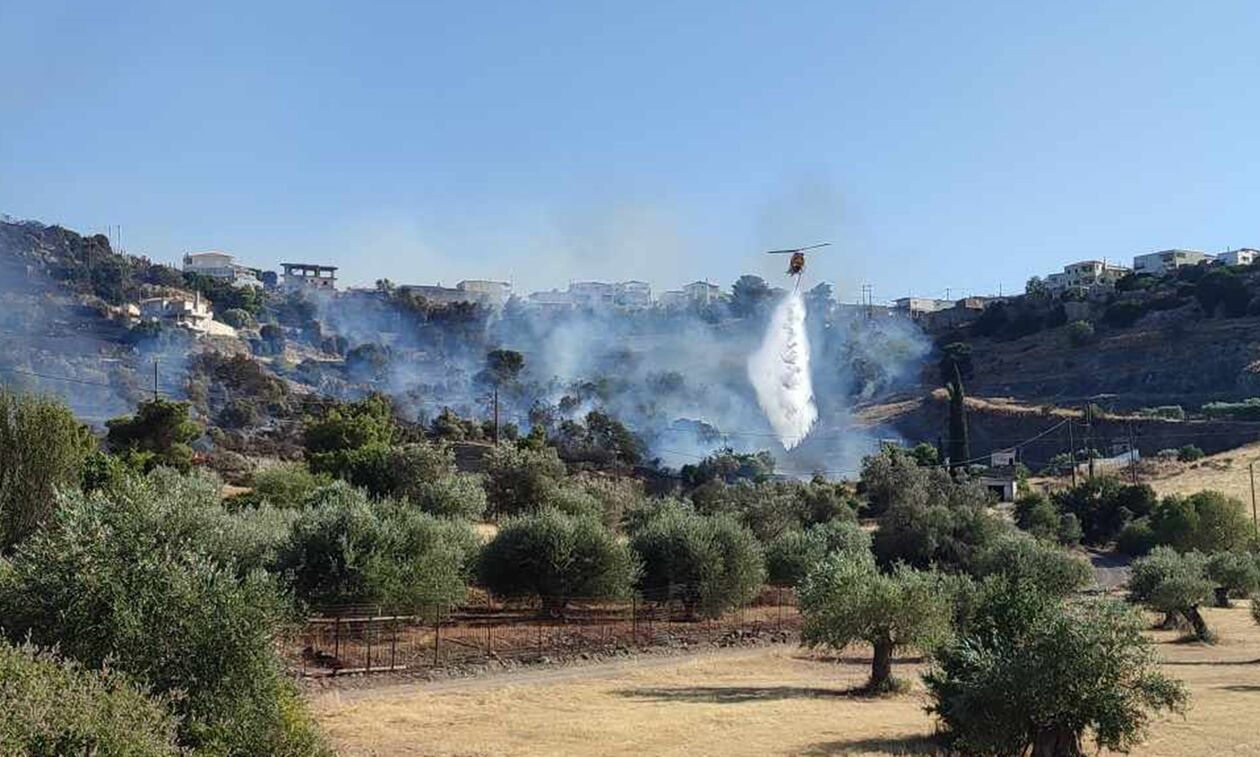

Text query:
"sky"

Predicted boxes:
[[3, 1, 1260, 303]]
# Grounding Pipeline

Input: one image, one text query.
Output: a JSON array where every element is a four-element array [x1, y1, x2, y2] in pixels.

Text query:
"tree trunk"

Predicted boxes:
[[1213, 586, 1231, 608], [869, 636, 893, 691], [540, 595, 567, 618], [1031, 725, 1084, 757], [1158, 611, 1181, 630], [1183, 605, 1210, 641]]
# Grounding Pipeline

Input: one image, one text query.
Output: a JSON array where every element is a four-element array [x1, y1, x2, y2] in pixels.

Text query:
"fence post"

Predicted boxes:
[[777, 587, 783, 631], [366, 620, 373, 671], [631, 596, 638, 645], [486, 619, 492, 656], [333, 615, 341, 666], [433, 611, 441, 667], [390, 616, 398, 670]]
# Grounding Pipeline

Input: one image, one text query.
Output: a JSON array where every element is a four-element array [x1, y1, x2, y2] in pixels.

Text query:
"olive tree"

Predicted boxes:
[[482, 443, 567, 517], [630, 508, 765, 619], [0, 389, 95, 551], [1128, 547, 1214, 640], [477, 508, 638, 614], [799, 551, 953, 692], [926, 583, 1187, 757], [1205, 551, 1260, 607], [765, 519, 871, 587]]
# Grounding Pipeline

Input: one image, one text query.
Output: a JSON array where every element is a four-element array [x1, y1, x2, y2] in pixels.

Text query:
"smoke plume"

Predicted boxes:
[[747, 291, 817, 450]]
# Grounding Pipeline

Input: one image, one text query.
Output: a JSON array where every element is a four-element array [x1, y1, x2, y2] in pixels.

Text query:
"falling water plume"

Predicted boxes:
[[747, 291, 817, 449]]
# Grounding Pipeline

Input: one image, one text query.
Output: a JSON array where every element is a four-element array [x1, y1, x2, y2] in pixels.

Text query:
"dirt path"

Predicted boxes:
[[310, 644, 791, 704]]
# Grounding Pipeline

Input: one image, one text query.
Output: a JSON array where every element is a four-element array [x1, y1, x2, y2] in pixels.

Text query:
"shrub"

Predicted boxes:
[[765, 519, 871, 587], [1202, 398, 1260, 421], [408, 473, 488, 520], [302, 394, 396, 454], [277, 483, 476, 610], [1052, 477, 1155, 545], [926, 584, 1187, 755], [1103, 300, 1146, 328], [1177, 444, 1205, 462], [0, 641, 180, 756], [971, 534, 1093, 597], [631, 508, 766, 618], [872, 473, 1007, 572], [482, 444, 568, 517], [1058, 512, 1083, 546], [105, 397, 202, 471], [1137, 405, 1186, 421], [0, 389, 96, 551], [800, 551, 953, 692], [1014, 492, 1060, 542], [219, 307, 257, 330], [477, 508, 638, 614], [1149, 491, 1251, 553], [1117, 518, 1156, 556], [237, 462, 332, 509], [1205, 551, 1260, 607], [0, 483, 328, 754], [1065, 319, 1096, 347]]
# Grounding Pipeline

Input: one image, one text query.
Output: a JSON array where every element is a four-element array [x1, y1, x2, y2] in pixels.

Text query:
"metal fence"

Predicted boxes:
[[289, 586, 799, 677]]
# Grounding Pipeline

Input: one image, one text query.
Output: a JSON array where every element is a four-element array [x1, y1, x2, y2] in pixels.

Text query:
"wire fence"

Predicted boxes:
[[287, 586, 800, 677]]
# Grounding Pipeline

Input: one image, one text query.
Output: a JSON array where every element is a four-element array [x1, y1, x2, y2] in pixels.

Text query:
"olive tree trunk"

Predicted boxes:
[[1031, 725, 1084, 757], [869, 635, 894, 691], [1213, 586, 1231, 608], [1183, 605, 1210, 641]]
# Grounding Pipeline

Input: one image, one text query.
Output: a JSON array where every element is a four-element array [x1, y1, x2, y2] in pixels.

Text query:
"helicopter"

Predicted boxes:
[[764, 242, 830, 281]]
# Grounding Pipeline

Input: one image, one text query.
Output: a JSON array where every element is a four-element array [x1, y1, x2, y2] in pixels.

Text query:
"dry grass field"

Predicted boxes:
[[1147, 440, 1260, 506], [312, 605, 1260, 756]]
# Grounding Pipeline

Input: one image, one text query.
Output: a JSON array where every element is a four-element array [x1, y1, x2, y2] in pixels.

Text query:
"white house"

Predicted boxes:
[[183, 250, 262, 288], [1044, 260, 1131, 293], [456, 279, 512, 307], [569, 281, 617, 308], [1132, 249, 1213, 275], [137, 291, 235, 336], [1217, 248, 1259, 267], [658, 290, 687, 309], [682, 280, 723, 306], [893, 297, 953, 317], [614, 280, 652, 309]]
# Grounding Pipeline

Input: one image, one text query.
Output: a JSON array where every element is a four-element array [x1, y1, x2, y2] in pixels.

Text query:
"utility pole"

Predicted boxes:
[[1067, 415, 1078, 486], [1250, 461, 1258, 537], [1127, 421, 1138, 484], [152, 358, 159, 401], [492, 385, 499, 445], [1085, 404, 1096, 479]]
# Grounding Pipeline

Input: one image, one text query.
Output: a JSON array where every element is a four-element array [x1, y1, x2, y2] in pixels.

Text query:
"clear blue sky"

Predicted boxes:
[[3, 1, 1259, 302]]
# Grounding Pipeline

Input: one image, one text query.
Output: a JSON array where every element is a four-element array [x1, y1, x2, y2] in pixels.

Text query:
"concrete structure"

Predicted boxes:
[[614, 280, 652, 309], [136, 291, 234, 336], [282, 262, 338, 292], [183, 250, 262, 288], [893, 297, 953, 318], [1217, 248, 1259, 267], [400, 280, 511, 307], [683, 280, 723, 306], [569, 281, 617, 309], [527, 289, 575, 310], [658, 290, 687, 309], [979, 470, 1021, 502], [1044, 260, 1131, 294], [1132, 249, 1213, 275], [456, 279, 512, 307]]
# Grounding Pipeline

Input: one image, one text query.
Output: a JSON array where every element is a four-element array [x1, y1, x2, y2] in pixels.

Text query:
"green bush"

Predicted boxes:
[[801, 551, 953, 691], [0, 641, 180, 756], [1148, 491, 1251, 553], [0, 389, 96, 551], [630, 508, 765, 618], [1137, 405, 1186, 420], [1205, 551, 1260, 606], [1103, 300, 1147, 328], [236, 462, 332, 509], [1014, 492, 1059, 542], [1202, 398, 1260, 421], [1177, 444, 1205, 462], [1052, 477, 1156, 545], [1064, 319, 1096, 347], [302, 394, 396, 454], [1117, 518, 1156, 556], [0, 482, 328, 754], [408, 472, 488, 520], [926, 584, 1186, 755], [277, 483, 476, 610], [971, 535, 1093, 597], [765, 519, 872, 587], [105, 397, 202, 472], [482, 444, 568, 518], [477, 508, 638, 614], [219, 307, 258, 330]]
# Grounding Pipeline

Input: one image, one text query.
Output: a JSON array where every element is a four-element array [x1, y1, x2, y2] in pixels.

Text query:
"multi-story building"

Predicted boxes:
[[456, 279, 512, 307], [1132, 249, 1213, 276], [614, 280, 652, 309], [568, 281, 617, 309], [658, 290, 687, 309], [1217, 248, 1259, 267], [183, 250, 262, 288], [1044, 260, 1131, 293], [281, 262, 338, 292], [527, 289, 575, 310], [893, 297, 953, 318], [682, 280, 723, 306], [136, 291, 234, 336]]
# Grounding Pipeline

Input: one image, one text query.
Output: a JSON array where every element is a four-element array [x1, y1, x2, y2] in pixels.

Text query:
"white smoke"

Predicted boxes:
[[747, 291, 818, 450]]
